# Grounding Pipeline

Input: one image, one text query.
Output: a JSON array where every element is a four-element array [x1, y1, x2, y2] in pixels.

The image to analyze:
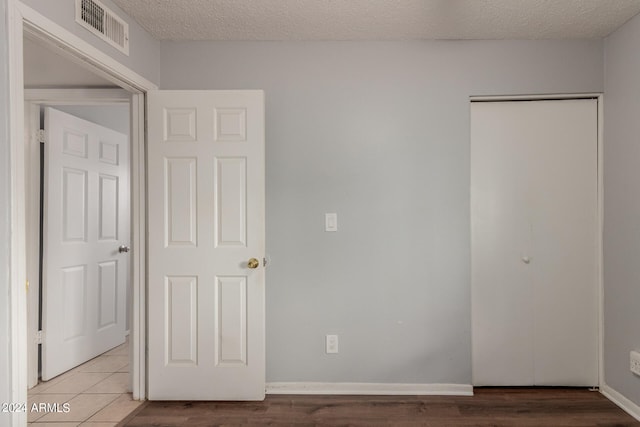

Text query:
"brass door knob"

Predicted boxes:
[[247, 258, 260, 269]]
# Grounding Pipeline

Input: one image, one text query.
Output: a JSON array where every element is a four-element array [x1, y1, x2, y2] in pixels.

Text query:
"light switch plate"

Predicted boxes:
[[325, 213, 337, 232], [631, 350, 640, 376], [326, 334, 339, 354]]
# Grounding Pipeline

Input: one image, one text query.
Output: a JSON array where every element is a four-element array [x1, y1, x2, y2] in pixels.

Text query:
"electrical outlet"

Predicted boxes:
[[326, 335, 338, 354], [631, 351, 640, 376]]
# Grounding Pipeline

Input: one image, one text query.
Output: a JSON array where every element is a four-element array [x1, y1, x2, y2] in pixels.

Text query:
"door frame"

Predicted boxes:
[[469, 93, 605, 388], [24, 88, 132, 388], [7, 1, 157, 424]]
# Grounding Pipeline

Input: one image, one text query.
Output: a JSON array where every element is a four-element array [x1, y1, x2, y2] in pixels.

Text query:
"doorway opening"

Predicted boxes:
[[8, 2, 157, 425], [23, 33, 141, 424]]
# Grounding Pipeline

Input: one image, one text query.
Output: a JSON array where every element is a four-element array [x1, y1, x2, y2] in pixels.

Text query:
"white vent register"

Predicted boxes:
[[76, 0, 129, 55]]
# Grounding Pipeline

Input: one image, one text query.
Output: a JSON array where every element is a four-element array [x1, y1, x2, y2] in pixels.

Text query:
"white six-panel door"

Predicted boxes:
[[471, 99, 599, 386], [147, 91, 265, 400], [42, 107, 129, 380]]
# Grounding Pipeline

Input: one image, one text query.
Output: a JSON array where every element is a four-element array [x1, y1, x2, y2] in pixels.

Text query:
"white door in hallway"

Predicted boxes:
[[147, 91, 266, 400], [42, 107, 129, 380], [471, 99, 599, 386]]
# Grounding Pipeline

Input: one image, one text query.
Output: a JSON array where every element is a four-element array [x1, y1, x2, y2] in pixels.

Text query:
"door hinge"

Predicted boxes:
[[37, 129, 45, 143], [25, 280, 29, 292], [36, 330, 43, 345]]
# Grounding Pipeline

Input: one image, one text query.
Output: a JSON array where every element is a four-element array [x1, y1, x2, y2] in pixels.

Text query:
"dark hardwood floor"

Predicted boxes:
[[121, 388, 640, 426]]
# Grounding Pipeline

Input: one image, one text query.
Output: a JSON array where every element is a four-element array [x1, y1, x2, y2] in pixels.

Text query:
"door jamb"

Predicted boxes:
[[8, 2, 157, 424], [24, 89, 132, 389], [469, 93, 605, 388]]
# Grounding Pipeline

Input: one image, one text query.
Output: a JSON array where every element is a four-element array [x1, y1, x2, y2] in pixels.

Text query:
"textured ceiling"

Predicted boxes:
[[112, 0, 640, 41]]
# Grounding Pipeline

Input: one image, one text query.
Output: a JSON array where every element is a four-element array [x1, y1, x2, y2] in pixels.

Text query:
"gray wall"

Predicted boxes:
[[51, 104, 129, 135], [0, 1, 11, 424], [20, 0, 160, 86], [161, 40, 604, 384], [603, 12, 640, 406]]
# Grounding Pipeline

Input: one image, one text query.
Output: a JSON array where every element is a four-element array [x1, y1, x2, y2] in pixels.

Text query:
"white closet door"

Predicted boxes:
[[471, 101, 535, 385], [471, 99, 598, 387]]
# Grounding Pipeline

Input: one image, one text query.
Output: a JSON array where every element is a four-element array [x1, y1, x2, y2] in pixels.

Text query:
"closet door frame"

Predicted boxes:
[[469, 93, 604, 387]]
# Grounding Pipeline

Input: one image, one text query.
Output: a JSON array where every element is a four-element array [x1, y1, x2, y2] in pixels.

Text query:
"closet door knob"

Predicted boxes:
[[522, 256, 531, 264]]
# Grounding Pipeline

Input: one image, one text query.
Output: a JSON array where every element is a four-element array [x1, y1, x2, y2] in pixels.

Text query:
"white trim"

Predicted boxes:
[[601, 385, 640, 422], [129, 93, 147, 400], [8, 1, 28, 425], [597, 96, 605, 388], [266, 382, 473, 396], [25, 102, 40, 389], [469, 93, 604, 387], [25, 88, 130, 104], [9, 1, 156, 416], [470, 93, 601, 102]]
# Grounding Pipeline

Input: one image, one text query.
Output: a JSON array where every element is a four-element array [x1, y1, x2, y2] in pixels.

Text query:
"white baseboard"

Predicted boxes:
[[266, 382, 473, 396], [601, 384, 640, 422]]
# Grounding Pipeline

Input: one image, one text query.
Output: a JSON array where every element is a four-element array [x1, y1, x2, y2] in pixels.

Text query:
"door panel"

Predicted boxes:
[[147, 91, 265, 400], [471, 102, 535, 385], [98, 260, 118, 328], [98, 174, 119, 240], [62, 265, 86, 340], [166, 275, 198, 366], [165, 157, 197, 246], [62, 168, 88, 241], [215, 157, 247, 247], [528, 100, 598, 385], [471, 99, 598, 387], [215, 276, 248, 366], [42, 107, 129, 380]]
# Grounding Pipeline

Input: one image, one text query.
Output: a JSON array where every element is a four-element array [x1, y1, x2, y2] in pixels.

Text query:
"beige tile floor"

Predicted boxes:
[[28, 338, 142, 427]]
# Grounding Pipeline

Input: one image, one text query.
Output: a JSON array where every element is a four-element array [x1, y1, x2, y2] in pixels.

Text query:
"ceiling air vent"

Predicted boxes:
[[76, 0, 129, 55]]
